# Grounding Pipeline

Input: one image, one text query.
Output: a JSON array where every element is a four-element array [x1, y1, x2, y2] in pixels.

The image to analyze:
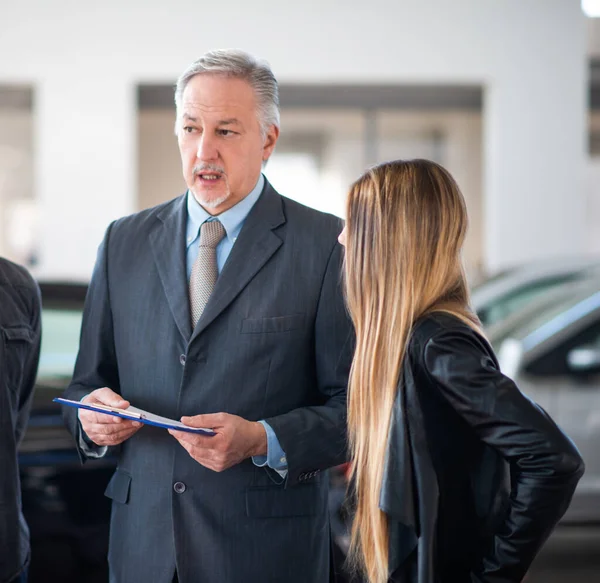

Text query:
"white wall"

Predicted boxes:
[[0, 0, 588, 278], [588, 112, 600, 254], [587, 159, 600, 253], [588, 17, 600, 57], [376, 111, 484, 274], [0, 109, 33, 262]]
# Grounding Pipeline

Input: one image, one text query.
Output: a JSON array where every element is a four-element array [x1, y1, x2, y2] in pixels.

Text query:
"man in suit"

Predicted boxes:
[[62, 49, 353, 583], [0, 258, 41, 583]]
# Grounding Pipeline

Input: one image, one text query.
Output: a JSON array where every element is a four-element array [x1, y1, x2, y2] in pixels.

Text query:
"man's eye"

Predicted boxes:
[[217, 129, 235, 136], [183, 126, 195, 133]]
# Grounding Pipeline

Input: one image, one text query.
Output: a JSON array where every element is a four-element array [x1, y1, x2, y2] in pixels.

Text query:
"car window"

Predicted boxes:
[[478, 275, 581, 327], [514, 288, 600, 349], [525, 319, 600, 377], [37, 308, 83, 382]]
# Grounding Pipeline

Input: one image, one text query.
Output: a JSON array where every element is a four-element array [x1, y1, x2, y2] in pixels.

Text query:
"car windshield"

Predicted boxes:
[[517, 289, 600, 348], [37, 307, 83, 383], [489, 284, 600, 351], [475, 274, 583, 327]]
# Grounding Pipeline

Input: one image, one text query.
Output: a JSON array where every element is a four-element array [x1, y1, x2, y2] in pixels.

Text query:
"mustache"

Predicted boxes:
[[193, 164, 226, 176]]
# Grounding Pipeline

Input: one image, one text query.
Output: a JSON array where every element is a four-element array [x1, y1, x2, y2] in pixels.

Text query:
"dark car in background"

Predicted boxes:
[[19, 282, 113, 583]]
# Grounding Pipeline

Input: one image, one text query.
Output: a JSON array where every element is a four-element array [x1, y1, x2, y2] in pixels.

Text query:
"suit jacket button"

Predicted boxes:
[[179, 354, 186, 366], [173, 481, 186, 494]]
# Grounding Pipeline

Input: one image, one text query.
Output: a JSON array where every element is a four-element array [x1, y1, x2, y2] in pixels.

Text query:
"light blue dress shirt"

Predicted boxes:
[[186, 173, 288, 477]]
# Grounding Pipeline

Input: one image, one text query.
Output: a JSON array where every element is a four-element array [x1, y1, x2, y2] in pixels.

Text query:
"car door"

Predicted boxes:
[[518, 316, 600, 523]]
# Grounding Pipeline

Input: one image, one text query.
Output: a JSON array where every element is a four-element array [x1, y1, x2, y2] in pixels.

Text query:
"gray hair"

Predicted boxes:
[[174, 49, 280, 137]]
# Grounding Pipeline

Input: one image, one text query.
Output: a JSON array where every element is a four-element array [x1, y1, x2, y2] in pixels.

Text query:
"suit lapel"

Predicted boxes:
[[149, 195, 192, 343], [190, 181, 286, 343]]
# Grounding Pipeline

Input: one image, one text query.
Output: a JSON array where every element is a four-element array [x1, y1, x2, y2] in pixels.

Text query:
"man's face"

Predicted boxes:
[[176, 74, 279, 215]]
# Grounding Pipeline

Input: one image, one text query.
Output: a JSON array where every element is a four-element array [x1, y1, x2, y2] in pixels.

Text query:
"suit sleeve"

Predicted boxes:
[[264, 240, 354, 487], [422, 327, 584, 583], [62, 222, 121, 462]]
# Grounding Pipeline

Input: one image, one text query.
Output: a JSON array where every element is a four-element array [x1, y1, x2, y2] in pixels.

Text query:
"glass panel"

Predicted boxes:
[[483, 276, 579, 327], [38, 308, 83, 382], [490, 284, 600, 353]]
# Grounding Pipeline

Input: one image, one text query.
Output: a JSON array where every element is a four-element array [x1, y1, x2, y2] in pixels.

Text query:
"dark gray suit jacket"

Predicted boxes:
[[62, 180, 354, 583], [0, 258, 41, 583]]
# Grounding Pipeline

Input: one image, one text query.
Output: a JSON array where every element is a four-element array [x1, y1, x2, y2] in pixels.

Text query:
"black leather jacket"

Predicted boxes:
[[380, 313, 584, 583], [0, 258, 41, 583]]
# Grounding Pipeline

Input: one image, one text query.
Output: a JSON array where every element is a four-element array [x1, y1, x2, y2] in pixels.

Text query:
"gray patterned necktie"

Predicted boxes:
[[189, 220, 226, 328]]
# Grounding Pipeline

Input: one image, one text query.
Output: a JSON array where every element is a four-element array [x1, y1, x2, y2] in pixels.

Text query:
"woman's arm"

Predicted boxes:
[[422, 326, 584, 583]]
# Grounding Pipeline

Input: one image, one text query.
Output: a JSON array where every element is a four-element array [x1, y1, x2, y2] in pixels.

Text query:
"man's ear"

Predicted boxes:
[[262, 125, 280, 161]]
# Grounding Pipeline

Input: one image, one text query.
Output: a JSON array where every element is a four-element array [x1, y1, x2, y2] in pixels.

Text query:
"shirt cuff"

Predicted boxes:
[[78, 395, 108, 458], [77, 425, 108, 458], [252, 420, 288, 478]]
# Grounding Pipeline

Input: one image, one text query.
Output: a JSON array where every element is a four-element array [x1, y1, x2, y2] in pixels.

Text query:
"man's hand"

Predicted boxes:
[[78, 387, 142, 446], [168, 413, 267, 472]]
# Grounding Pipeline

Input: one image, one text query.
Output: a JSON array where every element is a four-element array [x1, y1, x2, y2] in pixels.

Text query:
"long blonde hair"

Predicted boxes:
[[344, 159, 481, 583]]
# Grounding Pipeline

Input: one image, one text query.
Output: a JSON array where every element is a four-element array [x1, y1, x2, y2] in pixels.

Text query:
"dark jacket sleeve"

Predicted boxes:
[[422, 326, 584, 583], [264, 240, 354, 486], [15, 280, 42, 447], [62, 223, 121, 461]]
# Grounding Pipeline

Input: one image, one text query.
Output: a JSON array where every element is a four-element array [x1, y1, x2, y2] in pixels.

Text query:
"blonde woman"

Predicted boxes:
[[339, 159, 584, 583]]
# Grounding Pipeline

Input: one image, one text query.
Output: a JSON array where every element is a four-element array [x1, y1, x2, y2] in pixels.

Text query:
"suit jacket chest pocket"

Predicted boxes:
[[240, 314, 305, 335], [1, 325, 33, 395]]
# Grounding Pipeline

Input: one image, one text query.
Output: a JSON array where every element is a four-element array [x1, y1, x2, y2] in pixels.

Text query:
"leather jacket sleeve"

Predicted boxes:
[[422, 326, 584, 583]]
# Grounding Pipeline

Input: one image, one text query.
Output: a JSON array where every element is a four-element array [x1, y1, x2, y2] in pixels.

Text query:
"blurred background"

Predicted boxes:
[[2, 0, 600, 581]]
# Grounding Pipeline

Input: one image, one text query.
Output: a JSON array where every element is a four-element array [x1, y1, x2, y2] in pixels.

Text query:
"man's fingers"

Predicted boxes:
[[180, 413, 225, 428], [168, 431, 217, 453], [88, 421, 141, 436], [84, 387, 130, 409], [79, 388, 133, 429], [86, 427, 140, 443], [168, 431, 218, 455], [79, 411, 139, 436], [168, 428, 217, 446], [81, 410, 129, 425], [86, 424, 141, 445], [90, 432, 136, 446]]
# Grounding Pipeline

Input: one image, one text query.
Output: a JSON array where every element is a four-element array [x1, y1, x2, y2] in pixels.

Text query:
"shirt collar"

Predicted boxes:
[[186, 173, 265, 246]]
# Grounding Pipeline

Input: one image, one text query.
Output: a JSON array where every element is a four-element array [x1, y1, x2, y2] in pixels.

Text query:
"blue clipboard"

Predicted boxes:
[[54, 397, 216, 435]]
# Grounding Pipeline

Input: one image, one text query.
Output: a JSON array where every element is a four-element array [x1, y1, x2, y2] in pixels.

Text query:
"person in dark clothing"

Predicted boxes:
[[338, 159, 585, 583], [0, 258, 42, 583]]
